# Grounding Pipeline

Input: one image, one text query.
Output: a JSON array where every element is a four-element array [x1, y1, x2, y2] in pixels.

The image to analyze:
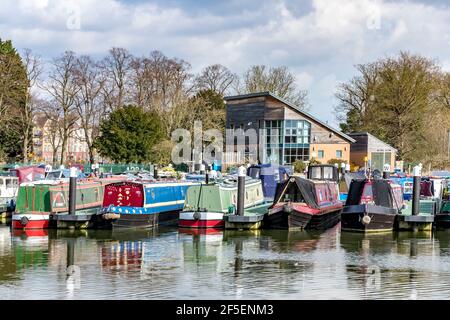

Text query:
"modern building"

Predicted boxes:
[[347, 132, 397, 171], [224, 92, 355, 166]]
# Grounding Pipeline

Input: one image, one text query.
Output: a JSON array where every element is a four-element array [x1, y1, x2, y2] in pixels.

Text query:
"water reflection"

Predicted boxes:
[[2, 223, 450, 299]]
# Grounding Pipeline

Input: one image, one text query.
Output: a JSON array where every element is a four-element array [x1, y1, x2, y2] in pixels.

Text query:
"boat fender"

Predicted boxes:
[[193, 212, 201, 220], [362, 215, 371, 225], [20, 216, 29, 226]]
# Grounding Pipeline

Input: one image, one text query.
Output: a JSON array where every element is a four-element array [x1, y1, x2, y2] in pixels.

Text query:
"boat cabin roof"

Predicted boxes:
[[345, 179, 403, 209], [271, 176, 338, 209]]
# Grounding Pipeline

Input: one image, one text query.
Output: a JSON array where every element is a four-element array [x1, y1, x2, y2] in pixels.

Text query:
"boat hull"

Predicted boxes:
[[435, 213, 450, 229], [12, 213, 50, 229], [178, 211, 225, 228], [341, 204, 397, 232], [111, 213, 159, 229], [264, 204, 342, 230]]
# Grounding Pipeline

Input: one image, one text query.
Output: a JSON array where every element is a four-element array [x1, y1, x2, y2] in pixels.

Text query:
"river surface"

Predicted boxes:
[[1, 219, 450, 300]]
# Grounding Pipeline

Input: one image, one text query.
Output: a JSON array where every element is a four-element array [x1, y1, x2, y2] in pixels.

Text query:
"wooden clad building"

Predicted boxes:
[[347, 132, 397, 171], [224, 92, 355, 166]]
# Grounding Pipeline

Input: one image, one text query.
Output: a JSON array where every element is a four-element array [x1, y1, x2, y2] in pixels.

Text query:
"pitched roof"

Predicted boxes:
[[348, 132, 398, 152], [224, 91, 356, 143]]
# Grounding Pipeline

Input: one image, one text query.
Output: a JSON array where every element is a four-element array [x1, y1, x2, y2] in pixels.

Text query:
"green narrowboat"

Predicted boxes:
[[436, 179, 450, 228], [179, 177, 269, 229], [12, 179, 119, 229]]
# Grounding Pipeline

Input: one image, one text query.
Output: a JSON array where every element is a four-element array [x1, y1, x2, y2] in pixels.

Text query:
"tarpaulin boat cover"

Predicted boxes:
[[345, 179, 394, 208], [344, 172, 366, 190], [420, 180, 433, 197], [270, 176, 319, 209]]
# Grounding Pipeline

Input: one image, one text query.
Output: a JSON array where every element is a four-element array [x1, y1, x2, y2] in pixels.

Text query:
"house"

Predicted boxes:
[[224, 92, 355, 166], [347, 132, 397, 171]]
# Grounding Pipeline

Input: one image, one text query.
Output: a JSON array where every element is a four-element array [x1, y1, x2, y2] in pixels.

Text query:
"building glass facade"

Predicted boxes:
[[263, 120, 311, 165]]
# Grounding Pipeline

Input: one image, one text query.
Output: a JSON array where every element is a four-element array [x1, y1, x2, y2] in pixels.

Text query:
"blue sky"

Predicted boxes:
[[1, 0, 450, 127]]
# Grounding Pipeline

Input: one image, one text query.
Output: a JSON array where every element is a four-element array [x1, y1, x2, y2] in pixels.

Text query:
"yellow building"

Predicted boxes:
[[348, 132, 397, 171]]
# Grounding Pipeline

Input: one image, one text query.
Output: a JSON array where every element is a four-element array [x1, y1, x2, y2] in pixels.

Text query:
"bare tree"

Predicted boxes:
[[335, 62, 379, 132], [72, 55, 104, 164], [44, 51, 79, 165], [100, 47, 132, 110], [240, 65, 308, 109], [194, 64, 236, 95], [20, 49, 43, 162]]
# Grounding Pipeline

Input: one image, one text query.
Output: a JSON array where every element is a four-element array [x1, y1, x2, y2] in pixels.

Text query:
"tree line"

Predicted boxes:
[[335, 51, 450, 169], [0, 39, 308, 165]]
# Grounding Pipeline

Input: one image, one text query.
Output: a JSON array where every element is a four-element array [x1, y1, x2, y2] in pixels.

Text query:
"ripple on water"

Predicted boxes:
[[2, 225, 450, 299]]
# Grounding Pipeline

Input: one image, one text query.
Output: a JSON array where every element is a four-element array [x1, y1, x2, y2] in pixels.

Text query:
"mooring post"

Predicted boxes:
[[412, 165, 421, 217], [383, 164, 391, 180], [205, 164, 209, 184], [69, 167, 77, 216], [237, 166, 246, 216], [153, 165, 158, 180]]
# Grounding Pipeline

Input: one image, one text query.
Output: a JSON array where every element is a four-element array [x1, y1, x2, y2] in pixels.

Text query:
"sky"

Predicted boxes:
[[1, 0, 450, 127]]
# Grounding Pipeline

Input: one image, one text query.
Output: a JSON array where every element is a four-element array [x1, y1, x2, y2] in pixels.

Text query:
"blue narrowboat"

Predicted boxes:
[[247, 164, 291, 200], [101, 181, 199, 228]]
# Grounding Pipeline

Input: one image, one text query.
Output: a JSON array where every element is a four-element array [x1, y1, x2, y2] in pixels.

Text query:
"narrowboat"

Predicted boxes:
[[12, 180, 107, 229], [101, 181, 198, 229], [341, 179, 404, 232], [435, 179, 450, 228], [264, 175, 343, 230], [0, 175, 19, 217], [179, 177, 266, 229]]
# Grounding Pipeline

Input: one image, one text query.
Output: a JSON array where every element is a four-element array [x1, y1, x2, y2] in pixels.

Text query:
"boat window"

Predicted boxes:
[[309, 167, 321, 180], [283, 184, 304, 203], [318, 189, 324, 202], [323, 167, 334, 180], [5, 179, 12, 188], [245, 191, 248, 199], [362, 184, 373, 197], [13, 179, 18, 187], [0, 179, 3, 185]]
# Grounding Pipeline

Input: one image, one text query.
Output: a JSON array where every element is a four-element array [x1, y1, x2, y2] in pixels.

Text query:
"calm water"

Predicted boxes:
[[2, 219, 450, 300]]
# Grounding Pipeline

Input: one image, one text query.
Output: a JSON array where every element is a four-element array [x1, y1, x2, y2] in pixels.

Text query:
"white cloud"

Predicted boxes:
[[2, 0, 450, 126]]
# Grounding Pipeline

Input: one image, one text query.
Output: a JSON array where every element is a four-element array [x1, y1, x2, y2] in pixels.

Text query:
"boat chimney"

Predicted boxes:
[[345, 163, 350, 173], [412, 165, 421, 216], [68, 167, 77, 216], [205, 164, 210, 184], [237, 166, 246, 216], [383, 164, 391, 180], [340, 162, 346, 180]]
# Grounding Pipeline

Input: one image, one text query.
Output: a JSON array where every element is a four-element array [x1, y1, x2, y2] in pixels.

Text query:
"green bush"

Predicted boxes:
[[293, 160, 306, 173], [327, 158, 347, 167]]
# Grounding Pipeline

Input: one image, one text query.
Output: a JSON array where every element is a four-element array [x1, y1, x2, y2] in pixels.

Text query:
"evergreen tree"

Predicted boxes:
[[95, 105, 165, 163], [0, 39, 28, 162]]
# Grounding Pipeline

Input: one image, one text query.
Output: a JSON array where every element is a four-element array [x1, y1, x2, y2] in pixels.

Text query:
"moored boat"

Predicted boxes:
[[264, 175, 343, 230], [436, 179, 450, 228], [101, 181, 198, 229], [341, 179, 403, 232], [12, 179, 109, 229], [0, 175, 19, 218], [179, 177, 266, 229]]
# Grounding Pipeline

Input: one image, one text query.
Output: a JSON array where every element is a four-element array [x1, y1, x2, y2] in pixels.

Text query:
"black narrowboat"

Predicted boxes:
[[341, 179, 404, 232]]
